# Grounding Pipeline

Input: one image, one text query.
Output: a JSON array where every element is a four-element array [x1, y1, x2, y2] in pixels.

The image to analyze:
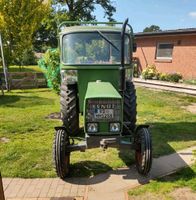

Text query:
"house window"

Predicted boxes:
[[156, 43, 174, 60]]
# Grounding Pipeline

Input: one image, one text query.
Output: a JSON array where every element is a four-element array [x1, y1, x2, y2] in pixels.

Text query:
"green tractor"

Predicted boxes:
[[53, 19, 152, 179]]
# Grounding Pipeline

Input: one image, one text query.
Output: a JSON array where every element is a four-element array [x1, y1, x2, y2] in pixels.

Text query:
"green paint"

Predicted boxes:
[[78, 69, 120, 112], [84, 82, 121, 99], [61, 64, 130, 70], [62, 65, 118, 70], [59, 23, 134, 135], [60, 25, 128, 35]]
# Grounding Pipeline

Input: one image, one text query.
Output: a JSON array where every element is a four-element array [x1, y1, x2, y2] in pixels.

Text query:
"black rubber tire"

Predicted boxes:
[[123, 81, 137, 133], [53, 129, 70, 179], [135, 127, 152, 175], [60, 80, 79, 136]]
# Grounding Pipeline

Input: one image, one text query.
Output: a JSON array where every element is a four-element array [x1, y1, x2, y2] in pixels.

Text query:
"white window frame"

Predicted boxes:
[[156, 43, 174, 60]]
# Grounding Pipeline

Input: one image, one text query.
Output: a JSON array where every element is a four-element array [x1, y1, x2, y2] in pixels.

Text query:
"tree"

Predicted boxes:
[[0, 0, 50, 66], [143, 25, 161, 32], [33, 0, 116, 52], [55, 0, 116, 21]]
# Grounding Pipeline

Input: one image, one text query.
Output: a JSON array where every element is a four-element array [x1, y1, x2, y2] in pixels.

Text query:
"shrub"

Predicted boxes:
[[133, 63, 140, 78], [159, 73, 169, 81], [38, 49, 60, 93], [159, 72, 182, 83], [167, 73, 182, 83], [141, 64, 183, 83], [142, 65, 158, 80]]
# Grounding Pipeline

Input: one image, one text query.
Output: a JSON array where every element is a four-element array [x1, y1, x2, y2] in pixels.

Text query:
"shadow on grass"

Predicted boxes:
[[150, 122, 196, 157], [119, 122, 196, 167], [0, 67, 41, 73], [0, 95, 54, 107], [64, 122, 195, 185], [14, 89, 51, 94]]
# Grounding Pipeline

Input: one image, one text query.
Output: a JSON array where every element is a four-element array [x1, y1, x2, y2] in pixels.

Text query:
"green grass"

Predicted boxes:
[[0, 65, 43, 73], [183, 79, 196, 86], [0, 87, 196, 178], [128, 151, 196, 200], [137, 88, 196, 157]]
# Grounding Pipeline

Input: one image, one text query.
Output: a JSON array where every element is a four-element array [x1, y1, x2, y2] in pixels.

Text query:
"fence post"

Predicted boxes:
[[0, 173, 5, 200], [0, 32, 10, 91]]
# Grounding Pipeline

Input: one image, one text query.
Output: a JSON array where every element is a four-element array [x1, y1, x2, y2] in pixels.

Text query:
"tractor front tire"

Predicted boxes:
[[135, 127, 152, 175], [123, 81, 137, 133], [53, 129, 70, 179], [60, 80, 79, 136]]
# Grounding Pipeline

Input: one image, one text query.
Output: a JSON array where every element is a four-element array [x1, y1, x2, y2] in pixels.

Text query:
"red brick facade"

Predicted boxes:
[[134, 33, 196, 79]]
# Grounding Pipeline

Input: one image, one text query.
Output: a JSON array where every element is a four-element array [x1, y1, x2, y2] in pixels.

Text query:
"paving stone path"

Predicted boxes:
[[2, 146, 196, 200]]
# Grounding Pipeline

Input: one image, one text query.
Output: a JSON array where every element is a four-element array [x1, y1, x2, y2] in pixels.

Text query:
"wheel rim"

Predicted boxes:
[[135, 137, 143, 166], [64, 153, 70, 173], [135, 128, 152, 175], [135, 132, 144, 170], [136, 148, 142, 165]]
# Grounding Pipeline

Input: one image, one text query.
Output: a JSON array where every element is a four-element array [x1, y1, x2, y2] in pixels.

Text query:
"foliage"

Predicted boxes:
[[132, 57, 141, 78], [167, 73, 183, 83], [34, 0, 116, 52], [21, 49, 37, 66], [133, 63, 140, 78], [159, 73, 169, 81], [159, 72, 182, 83], [143, 25, 162, 32], [0, 0, 50, 65], [38, 49, 60, 93], [0, 88, 195, 177], [142, 64, 159, 80], [142, 65, 183, 83]]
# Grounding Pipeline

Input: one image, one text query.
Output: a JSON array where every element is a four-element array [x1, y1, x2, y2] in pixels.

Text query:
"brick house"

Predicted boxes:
[[134, 28, 196, 79]]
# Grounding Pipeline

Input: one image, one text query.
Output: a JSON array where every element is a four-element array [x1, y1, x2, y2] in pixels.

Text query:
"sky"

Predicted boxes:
[[94, 0, 196, 33]]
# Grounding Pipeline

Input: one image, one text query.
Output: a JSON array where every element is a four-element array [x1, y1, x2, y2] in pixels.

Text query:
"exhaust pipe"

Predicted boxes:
[[119, 18, 129, 94]]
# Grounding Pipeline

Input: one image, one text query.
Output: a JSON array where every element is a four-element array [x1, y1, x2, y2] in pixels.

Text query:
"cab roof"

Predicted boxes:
[[59, 25, 130, 35]]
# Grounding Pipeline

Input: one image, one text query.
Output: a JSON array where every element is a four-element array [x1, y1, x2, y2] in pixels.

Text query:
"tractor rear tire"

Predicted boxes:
[[135, 127, 152, 175], [123, 81, 137, 133], [53, 129, 70, 179], [60, 80, 79, 136]]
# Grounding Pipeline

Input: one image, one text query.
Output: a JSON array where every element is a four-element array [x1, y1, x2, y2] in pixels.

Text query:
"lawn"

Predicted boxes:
[[183, 79, 196, 86], [128, 151, 196, 200], [0, 65, 43, 73], [0, 87, 196, 178]]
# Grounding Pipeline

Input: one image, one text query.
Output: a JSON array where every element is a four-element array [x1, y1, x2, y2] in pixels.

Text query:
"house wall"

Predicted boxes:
[[134, 34, 196, 79]]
